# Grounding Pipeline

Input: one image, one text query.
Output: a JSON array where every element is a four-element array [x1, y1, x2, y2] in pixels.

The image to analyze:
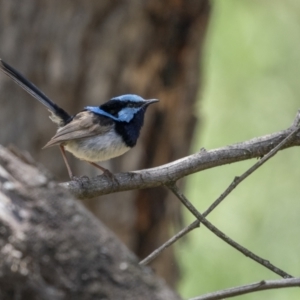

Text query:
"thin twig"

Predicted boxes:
[[203, 121, 300, 216], [189, 277, 300, 300], [168, 183, 293, 279], [139, 220, 200, 266]]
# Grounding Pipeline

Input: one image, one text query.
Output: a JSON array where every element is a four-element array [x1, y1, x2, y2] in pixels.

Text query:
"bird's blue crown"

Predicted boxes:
[[111, 94, 145, 102]]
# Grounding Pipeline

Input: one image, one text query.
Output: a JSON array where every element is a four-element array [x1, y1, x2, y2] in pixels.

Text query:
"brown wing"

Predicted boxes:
[[43, 111, 113, 148]]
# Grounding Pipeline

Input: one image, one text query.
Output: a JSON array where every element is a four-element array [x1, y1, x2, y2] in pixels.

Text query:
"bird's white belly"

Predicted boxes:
[[64, 130, 130, 162]]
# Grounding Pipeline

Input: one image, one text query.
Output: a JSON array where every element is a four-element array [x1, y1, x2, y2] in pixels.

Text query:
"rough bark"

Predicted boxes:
[[0, 0, 210, 285], [0, 145, 181, 300]]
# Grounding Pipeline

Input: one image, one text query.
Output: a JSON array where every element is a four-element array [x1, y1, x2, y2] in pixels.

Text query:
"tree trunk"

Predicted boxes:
[[0, 0, 210, 285], [0, 145, 181, 300]]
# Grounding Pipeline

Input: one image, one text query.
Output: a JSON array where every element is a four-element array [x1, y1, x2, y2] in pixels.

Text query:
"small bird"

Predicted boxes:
[[0, 59, 158, 179]]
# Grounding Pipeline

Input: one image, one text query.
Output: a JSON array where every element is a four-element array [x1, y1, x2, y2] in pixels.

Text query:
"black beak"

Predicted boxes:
[[143, 99, 159, 107]]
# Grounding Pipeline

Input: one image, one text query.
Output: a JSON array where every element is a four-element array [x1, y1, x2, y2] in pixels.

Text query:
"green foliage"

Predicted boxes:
[[178, 1, 300, 299]]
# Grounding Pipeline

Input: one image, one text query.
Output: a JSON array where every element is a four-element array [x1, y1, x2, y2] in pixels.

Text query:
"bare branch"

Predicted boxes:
[[139, 112, 300, 266], [168, 183, 293, 279], [203, 118, 300, 216], [139, 220, 200, 266], [64, 111, 300, 199], [189, 277, 300, 300]]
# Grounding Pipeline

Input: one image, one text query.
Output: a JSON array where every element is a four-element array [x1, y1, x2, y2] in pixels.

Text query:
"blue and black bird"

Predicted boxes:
[[0, 59, 158, 179]]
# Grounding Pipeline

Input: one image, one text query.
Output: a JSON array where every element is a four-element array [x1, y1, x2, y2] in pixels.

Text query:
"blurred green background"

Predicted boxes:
[[178, 0, 300, 299]]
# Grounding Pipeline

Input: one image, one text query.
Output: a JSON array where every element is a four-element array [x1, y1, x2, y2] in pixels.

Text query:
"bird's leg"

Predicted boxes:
[[86, 161, 107, 172], [59, 145, 74, 179], [86, 161, 118, 183]]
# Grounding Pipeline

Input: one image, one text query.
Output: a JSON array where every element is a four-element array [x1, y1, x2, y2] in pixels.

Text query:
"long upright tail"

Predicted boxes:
[[0, 59, 71, 125]]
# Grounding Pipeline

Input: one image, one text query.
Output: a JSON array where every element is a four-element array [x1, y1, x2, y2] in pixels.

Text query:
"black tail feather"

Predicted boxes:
[[0, 59, 70, 124]]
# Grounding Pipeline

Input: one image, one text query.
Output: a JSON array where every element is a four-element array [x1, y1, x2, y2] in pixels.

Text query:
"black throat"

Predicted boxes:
[[114, 109, 147, 148]]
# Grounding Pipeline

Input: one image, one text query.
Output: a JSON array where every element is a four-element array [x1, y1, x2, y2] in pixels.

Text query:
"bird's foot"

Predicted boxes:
[[101, 169, 119, 185], [86, 161, 119, 185]]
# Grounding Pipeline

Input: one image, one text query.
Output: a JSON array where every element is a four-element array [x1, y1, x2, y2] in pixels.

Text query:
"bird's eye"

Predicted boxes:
[[109, 109, 118, 116]]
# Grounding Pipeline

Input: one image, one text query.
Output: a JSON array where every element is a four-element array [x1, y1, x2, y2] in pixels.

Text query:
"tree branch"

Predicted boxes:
[[64, 111, 300, 199], [189, 277, 300, 300], [203, 116, 300, 216], [168, 183, 293, 279], [139, 116, 300, 266], [139, 220, 200, 266]]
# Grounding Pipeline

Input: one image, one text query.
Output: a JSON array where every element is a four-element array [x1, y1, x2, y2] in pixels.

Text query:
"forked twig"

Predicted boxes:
[[168, 183, 292, 278], [203, 120, 300, 216]]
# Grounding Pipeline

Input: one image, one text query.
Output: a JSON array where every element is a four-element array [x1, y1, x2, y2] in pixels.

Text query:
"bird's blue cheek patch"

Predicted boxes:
[[117, 107, 139, 122]]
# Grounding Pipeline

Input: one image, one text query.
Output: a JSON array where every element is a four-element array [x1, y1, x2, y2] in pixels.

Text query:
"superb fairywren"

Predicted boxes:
[[0, 59, 158, 179]]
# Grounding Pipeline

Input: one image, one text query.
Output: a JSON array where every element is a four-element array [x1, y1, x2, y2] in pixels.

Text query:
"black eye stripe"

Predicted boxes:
[[99, 100, 143, 116]]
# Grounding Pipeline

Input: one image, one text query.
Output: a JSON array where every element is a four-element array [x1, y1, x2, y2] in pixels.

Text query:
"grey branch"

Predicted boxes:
[[65, 111, 300, 199], [140, 112, 300, 265], [139, 220, 200, 266], [189, 277, 300, 300], [168, 183, 292, 279]]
